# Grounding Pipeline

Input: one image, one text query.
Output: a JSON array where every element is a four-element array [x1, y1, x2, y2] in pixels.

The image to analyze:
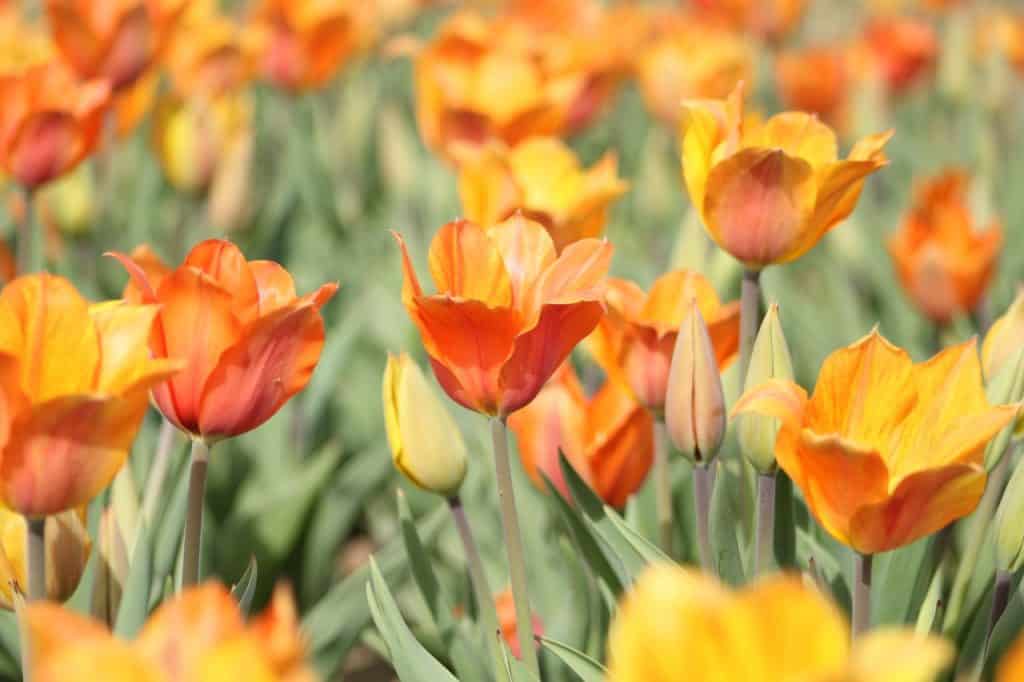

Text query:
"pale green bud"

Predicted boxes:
[[737, 304, 794, 473]]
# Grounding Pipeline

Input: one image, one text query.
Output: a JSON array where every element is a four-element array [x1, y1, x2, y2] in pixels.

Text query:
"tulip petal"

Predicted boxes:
[[302, 14, 355, 88], [679, 105, 722, 212], [587, 381, 654, 508], [639, 270, 722, 336], [248, 260, 297, 314], [487, 214, 556, 318], [849, 463, 985, 554], [198, 303, 326, 438], [539, 238, 613, 305], [848, 629, 954, 682], [37, 640, 166, 682], [46, 2, 104, 77], [184, 239, 260, 323], [703, 148, 817, 267], [458, 146, 521, 228], [117, 245, 171, 303], [89, 301, 181, 395], [24, 602, 108, 664], [427, 219, 513, 307], [707, 300, 741, 369], [731, 378, 808, 427], [753, 112, 839, 169]]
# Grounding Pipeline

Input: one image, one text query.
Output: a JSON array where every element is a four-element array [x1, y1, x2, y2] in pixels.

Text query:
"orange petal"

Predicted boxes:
[[639, 270, 721, 337], [25, 601, 109, 664], [538, 237, 613, 305], [587, 381, 654, 508], [427, 219, 512, 307], [183, 239, 260, 323], [707, 300, 741, 370], [7, 111, 77, 188], [487, 214, 557, 319], [458, 146, 521, 228], [798, 159, 885, 260], [117, 245, 171, 303], [198, 303, 327, 438], [679, 103, 724, 212], [46, 2, 103, 78], [248, 260, 298, 314], [751, 111, 839, 169], [702, 148, 817, 268], [37, 640, 167, 682]]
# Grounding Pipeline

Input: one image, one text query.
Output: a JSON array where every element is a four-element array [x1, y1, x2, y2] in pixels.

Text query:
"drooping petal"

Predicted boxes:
[[427, 219, 512, 307]]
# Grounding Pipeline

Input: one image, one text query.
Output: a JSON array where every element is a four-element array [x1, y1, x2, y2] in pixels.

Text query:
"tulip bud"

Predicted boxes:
[[737, 304, 794, 473], [90, 509, 130, 625], [383, 353, 468, 497], [0, 508, 90, 610], [665, 302, 726, 464], [995, 460, 1024, 573], [983, 290, 1024, 380]]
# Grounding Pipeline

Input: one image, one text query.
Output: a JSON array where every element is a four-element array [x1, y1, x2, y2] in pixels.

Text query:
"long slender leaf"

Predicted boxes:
[[114, 520, 153, 638], [539, 637, 607, 682]]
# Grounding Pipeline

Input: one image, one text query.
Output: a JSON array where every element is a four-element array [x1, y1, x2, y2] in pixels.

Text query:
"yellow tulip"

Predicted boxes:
[[679, 83, 892, 269], [383, 353, 468, 497], [0, 506, 89, 609]]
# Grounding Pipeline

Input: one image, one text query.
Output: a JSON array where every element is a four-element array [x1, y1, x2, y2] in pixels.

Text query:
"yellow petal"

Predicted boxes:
[[847, 628, 953, 682], [749, 111, 839, 170], [679, 104, 722, 218]]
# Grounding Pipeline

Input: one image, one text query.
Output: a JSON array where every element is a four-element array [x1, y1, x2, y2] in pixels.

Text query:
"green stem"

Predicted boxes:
[[181, 439, 210, 588], [754, 471, 776, 574], [693, 463, 714, 573], [16, 187, 41, 275], [448, 497, 504, 682], [490, 417, 540, 677], [976, 569, 1012, 681], [26, 518, 46, 601], [853, 553, 873, 639], [739, 269, 762, 385], [654, 419, 673, 556], [142, 418, 179, 526]]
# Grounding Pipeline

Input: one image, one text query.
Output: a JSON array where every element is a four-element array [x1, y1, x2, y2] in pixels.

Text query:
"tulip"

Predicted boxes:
[[111, 239, 337, 440], [983, 289, 1024, 380], [458, 137, 627, 252], [495, 588, 544, 660], [395, 215, 612, 417], [679, 83, 891, 270], [607, 564, 953, 682], [0, 507, 89, 609], [733, 331, 1016, 555], [855, 17, 938, 95], [0, 61, 110, 189], [382, 353, 468, 498], [164, 6, 256, 99], [46, 0, 187, 92], [691, 0, 809, 42], [888, 171, 1002, 325], [507, 364, 654, 508], [251, 0, 363, 92], [0, 274, 180, 516], [589, 270, 739, 413], [776, 46, 850, 130], [27, 581, 315, 681]]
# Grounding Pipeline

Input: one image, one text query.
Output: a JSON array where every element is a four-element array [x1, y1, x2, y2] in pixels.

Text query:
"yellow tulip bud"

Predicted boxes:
[[995, 459, 1024, 573], [0, 507, 90, 610], [737, 304, 794, 473], [983, 289, 1024, 380], [37, 164, 96, 236], [383, 353, 468, 497], [91, 509, 130, 625], [665, 302, 726, 465]]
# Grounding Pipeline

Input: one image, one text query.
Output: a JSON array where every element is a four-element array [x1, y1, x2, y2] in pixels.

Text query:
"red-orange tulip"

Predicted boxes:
[[46, 0, 187, 91], [395, 215, 612, 417], [0, 274, 180, 516], [776, 46, 850, 130], [0, 61, 110, 188], [590, 270, 739, 413], [857, 17, 938, 94], [112, 239, 337, 441], [508, 364, 654, 508], [889, 170, 1002, 324]]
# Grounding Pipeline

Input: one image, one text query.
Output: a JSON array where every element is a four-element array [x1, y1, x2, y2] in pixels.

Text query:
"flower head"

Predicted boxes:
[[733, 331, 1016, 554], [776, 46, 850, 130]]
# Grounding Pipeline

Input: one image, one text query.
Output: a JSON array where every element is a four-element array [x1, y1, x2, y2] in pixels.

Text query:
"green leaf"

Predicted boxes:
[[366, 559, 459, 682], [709, 462, 745, 586], [498, 639, 541, 682], [604, 508, 671, 565], [539, 637, 607, 682], [231, 556, 259, 618], [873, 537, 936, 626], [150, 456, 189, 607], [114, 520, 153, 638]]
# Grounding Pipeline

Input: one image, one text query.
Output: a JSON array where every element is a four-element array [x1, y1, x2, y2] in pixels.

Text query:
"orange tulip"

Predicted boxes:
[[0, 274, 179, 516], [496, 588, 544, 660], [733, 331, 1017, 554], [589, 270, 739, 413], [691, 0, 808, 42], [27, 582, 315, 682], [112, 239, 337, 441], [508, 364, 654, 508], [776, 46, 850, 130], [395, 215, 612, 417], [251, 0, 362, 91], [46, 0, 187, 91], [0, 60, 110, 189], [888, 170, 1001, 325], [458, 137, 627, 253], [856, 17, 938, 94]]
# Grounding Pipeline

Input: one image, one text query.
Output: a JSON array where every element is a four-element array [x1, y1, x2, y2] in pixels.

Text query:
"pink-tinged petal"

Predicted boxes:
[[498, 300, 605, 416], [539, 238, 613, 305], [8, 111, 77, 188], [487, 214, 556, 317], [198, 303, 327, 438], [622, 328, 673, 411], [427, 219, 512, 307], [184, 239, 260, 323], [248, 260, 297, 313]]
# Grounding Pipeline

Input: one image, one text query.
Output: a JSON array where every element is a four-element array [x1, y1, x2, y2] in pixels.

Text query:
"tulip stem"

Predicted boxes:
[[26, 518, 46, 601], [448, 497, 503, 681], [654, 419, 673, 556], [852, 553, 873, 639], [693, 463, 714, 573], [16, 187, 41, 275], [739, 269, 763, 385], [182, 438, 210, 588], [490, 417, 540, 677], [754, 471, 776, 573], [142, 418, 179, 526]]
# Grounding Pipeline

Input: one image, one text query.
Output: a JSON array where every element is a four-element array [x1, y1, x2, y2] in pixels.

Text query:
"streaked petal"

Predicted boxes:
[[427, 219, 512, 306], [487, 214, 556, 318], [248, 260, 297, 314], [752, 111, 839, 169], [183, 239, 260, 323]]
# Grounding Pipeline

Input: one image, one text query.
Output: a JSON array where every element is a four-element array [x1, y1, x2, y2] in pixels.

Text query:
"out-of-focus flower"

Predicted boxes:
[[37, 163, 96, 237], [395, 216, 612, 417], [665, 303, 726, 465], [0, 274, 180, 517], [383, 353, 468, 498], [28, 582, 316, 681], [607, 564, 953, 682], [112, 239, 337, 441], [0, 61, 110, 188], [999, 630, 1024, 682], [0, 507, 89, 609], [854, 17, 938, 95], [496, 588, 544, 660], [508, 364, 654, 508], [888, 170, 1001, 325], [590, 270, 739, 413], [458, 138, 627, 252], [999, 14, 1024, 76], [776, 46, 850, 131], [983, 290, 1024, 380], [680, 83, 891, 270], [733, 331, 1016, 554], [636, 13, 752, 127], [46, 0, 187, 91], [737, 304, 794, 473], [691, 0, 809, 42], [251, 0, 363, 91], [166, 6, 257, 98]]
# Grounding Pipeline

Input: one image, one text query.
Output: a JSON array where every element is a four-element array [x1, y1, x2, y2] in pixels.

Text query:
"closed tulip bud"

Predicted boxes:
[[383, 353, 468, 497], [665, 303, 726, 465], [0, 507, 90, 610], [995, 460, 1024, 573], [737, 304, 794, 473], [983, 290, 1024, 380]]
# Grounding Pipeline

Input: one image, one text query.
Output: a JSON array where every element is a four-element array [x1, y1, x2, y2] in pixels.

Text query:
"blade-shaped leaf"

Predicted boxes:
[[231, 556, 259, 617], [539, 637, 606, 682], [114, 520, 152, 638]]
